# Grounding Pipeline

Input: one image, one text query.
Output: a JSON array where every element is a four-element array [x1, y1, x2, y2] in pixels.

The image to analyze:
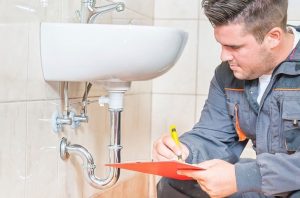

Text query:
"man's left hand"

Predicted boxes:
[[177, 159, 237, 198]]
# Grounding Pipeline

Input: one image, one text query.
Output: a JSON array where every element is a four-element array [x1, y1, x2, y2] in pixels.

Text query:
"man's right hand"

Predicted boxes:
[[152, 134, 190, 161]]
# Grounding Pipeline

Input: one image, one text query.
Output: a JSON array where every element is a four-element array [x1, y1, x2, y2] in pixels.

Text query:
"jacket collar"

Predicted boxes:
[[287, 38, 300, 62]]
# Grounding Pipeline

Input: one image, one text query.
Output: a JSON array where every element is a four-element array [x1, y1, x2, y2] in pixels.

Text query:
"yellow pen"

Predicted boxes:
[[170, 125, 183, 161]]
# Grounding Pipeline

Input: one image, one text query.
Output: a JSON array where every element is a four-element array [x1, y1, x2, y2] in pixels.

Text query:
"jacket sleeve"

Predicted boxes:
[[180, 66, 300, 195], [180, 68, 264, 194], [258, 152, 300, 195], [234, 151, 300, 195], [180, 69, 247, 164]]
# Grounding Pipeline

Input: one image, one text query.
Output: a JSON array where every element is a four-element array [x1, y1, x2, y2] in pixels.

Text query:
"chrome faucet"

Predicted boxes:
[[78, 0, 125, 23]]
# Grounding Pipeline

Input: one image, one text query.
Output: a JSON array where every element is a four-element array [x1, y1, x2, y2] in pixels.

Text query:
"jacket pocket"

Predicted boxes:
[[226, 101, 247, 141], [281, 99, 300, 152]]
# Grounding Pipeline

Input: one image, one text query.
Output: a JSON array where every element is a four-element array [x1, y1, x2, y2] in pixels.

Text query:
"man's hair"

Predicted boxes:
[[202, 0, 288, 43]]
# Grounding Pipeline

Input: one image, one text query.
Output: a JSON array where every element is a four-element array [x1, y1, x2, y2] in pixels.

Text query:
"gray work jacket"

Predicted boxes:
[[180, 28, 300, 196]]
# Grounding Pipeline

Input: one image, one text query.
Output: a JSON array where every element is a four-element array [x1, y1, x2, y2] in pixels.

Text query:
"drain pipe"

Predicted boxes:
[[60, 109, 121, 188], [59, 82, 130, 189]]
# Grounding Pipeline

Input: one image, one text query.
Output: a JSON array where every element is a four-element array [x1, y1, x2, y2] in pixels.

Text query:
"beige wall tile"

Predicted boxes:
[[288, 0, 300, 21], [41, 0, 61, 22], [112, 0, 154, 19], [25, 101, 61, 198], [199, 4, 206, 20], [121, 173, 148, 198], [0, 23, 28, 102], [153, 20, 198, 94], [0, 103, 26, 198], [197, 20, 221, 95], [58, 157, 84, 198], [199, 1, 299, 21], [127, 81, 152, 95], [61, 0, 81, 22], [195, 95, 207, 123], [92, 173, 149, 198], [154, 0, 199, 19], [149, 174, 159, 198], [0, 1, 38, 23], [151, 94, 196, 143], [27, 22, 60, 100], [111, 17, 153, 25], [122, 94, 152, 161], [0, 0, 62, 23], [288, 21, 300, 26], [67, 82, 106, 99]]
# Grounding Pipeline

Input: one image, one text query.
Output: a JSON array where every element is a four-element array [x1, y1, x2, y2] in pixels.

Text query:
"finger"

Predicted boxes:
[[156, 143, 178, 159], [177, 170, 205, 181], [152, 150, 176, 161], [161, 135, 183, 156], [153, 154, 171, 161], [153, 136, 178, 160], [198, 181, 209, 193]]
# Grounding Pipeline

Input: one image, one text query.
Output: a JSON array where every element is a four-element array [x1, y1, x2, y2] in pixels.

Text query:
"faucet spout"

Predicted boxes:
[[79, 0, 125, 23], [88, 2, 125, 23]]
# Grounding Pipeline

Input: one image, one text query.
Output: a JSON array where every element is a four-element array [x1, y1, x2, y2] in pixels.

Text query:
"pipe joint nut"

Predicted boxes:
[[108, 145, 123, 151]]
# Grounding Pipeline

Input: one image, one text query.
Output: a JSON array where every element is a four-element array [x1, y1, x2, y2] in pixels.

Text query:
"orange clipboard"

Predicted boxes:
[[106, 160, 204, 180]]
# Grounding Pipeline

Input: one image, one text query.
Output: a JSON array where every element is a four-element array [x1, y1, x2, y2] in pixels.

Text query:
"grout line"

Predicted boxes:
[[0, 98, 61, 104], [24, 22, 30, 198], [24, 97, 28, 198], [194, 0, 201, 123], [0, 92, 155, 104], [26, 23, 30, 104], [152, 0, 155, 21]]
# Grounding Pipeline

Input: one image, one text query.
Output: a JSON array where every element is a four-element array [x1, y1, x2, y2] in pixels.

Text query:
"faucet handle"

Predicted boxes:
[[93, 2, 125, 11], [88, 2, 125, 23]]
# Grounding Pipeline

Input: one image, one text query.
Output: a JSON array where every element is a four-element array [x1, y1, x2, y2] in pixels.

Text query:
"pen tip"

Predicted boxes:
[[170, 124, 177, 131]]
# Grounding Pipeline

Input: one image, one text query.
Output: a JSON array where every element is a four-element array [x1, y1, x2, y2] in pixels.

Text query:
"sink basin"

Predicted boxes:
[[40, 23, 188, 82]]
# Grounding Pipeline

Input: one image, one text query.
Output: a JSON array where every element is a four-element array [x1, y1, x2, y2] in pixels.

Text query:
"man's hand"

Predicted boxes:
[[152, 134, 189, 161], [177, 159, 237, 198]]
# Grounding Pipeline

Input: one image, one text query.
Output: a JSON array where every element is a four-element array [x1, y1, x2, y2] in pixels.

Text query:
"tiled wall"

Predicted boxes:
[[0, 0, 154, 198], [152, 0, 220, 144]]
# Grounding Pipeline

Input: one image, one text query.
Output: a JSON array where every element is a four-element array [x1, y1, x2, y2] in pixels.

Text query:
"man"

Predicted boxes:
[[153, 0, 300, 197]]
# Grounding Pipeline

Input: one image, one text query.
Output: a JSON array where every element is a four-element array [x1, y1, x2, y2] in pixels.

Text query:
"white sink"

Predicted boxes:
[[40, 23, 188, 82]]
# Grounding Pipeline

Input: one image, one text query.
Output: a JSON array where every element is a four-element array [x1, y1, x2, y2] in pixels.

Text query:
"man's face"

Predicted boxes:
[[214, 23, 275, 80]]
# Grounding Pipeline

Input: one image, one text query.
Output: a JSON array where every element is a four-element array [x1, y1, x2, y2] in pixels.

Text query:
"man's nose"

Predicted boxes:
[[220, 47, 233, 62]]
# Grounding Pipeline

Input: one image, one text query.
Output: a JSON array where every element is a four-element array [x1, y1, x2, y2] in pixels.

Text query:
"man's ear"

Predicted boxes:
[[264, 27, 282, 48]]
